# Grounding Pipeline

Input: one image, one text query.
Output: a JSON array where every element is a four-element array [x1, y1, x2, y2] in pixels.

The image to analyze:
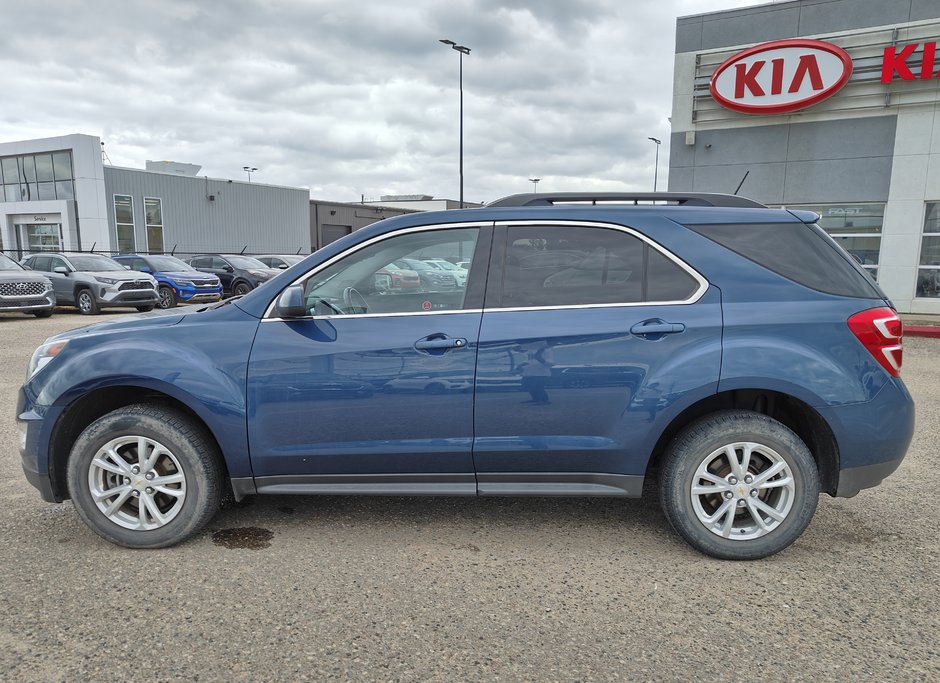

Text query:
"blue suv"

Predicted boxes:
[[113, 255, 222, 309], [17, 193, 914, 559]]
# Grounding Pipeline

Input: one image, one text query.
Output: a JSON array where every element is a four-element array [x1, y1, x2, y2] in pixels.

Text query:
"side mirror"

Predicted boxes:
[[278, 264, 288, 269], [274, 285, 307, 318], [223, 265, 235, 273], [139, 266, 152, 273], [53, 266, 70, 275]]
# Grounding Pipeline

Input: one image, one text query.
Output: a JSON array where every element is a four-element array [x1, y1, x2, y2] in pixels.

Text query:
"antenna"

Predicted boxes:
[[239, 246, 247, 255], [734, 171, 750, 195]]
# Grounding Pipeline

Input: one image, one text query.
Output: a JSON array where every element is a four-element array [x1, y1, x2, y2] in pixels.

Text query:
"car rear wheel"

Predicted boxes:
[[158, 286, 177, 309], [76, 288, 99, 315], [66, 404, 223, 548], [659, 410, 819, 560], [233, 281, 252, 296]]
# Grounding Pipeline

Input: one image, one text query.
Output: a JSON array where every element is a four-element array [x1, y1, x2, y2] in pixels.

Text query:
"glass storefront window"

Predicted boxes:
[[37, 182, 56, 201], [55, 181, 74, 200], [52, 152, 72, 181], [25, 224, 61, 251], [0, 151, 74, 203], [787, 203, 884, 281], [917, 204, 940, 298], [1, 157, 17, 184], [34, 154, 54, 182]]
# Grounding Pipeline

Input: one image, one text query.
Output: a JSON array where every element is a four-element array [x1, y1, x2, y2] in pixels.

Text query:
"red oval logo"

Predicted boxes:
[[709, 39, 853, 115]]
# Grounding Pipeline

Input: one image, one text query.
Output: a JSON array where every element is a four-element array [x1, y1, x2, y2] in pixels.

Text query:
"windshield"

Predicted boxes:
[[146, 256, 196, 272], [0, 253, 24, 271], [68, 254, 126, 272], [226, 255, 268, 269]]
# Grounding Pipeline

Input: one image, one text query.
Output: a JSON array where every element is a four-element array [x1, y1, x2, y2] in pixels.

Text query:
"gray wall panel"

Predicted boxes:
[[678, 0, 929, 53], [669, 132, 697, 168], [666, 166, 695, 192], [692, 163, 788, 203], [104, 168, 310, 256], [782, 157, 893, 203], [798, 0, 915, 35], [785, 116, 897, 161], [694, 126, 791, 166], [700, 6, 801, 51]]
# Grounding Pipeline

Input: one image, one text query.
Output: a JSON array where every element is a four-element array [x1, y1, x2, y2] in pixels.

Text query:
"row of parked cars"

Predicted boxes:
[[0, 251, 375, 316]]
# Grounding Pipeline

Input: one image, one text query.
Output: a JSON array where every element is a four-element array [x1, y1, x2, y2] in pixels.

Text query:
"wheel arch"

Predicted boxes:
[[47, 385, 233, 502], [646, 389, 839, 496]]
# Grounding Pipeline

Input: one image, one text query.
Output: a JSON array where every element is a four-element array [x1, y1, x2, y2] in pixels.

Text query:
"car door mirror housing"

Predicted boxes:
[[53, 266, 69, 275], [274, 285, 307, 318], [224, 265, 235, 272]]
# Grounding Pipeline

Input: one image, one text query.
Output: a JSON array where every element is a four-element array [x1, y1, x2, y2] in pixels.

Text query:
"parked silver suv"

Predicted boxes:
[[21, 252, 159, 315], [0, 253, 55, 317]]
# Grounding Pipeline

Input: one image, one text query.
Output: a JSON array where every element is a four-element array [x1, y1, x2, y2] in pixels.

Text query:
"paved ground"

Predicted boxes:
[[1, 310, 938, 682]]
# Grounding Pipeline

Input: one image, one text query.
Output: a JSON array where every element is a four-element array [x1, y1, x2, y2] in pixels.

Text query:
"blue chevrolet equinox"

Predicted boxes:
[[17, 193, 915, 559]]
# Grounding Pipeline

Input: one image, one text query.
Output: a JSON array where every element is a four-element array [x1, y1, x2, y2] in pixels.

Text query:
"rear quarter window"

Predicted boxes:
[[686, 222, 883, 299]]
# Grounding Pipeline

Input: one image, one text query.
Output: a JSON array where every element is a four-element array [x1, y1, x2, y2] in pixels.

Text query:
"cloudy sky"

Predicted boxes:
[[1, 0, 767, 204]]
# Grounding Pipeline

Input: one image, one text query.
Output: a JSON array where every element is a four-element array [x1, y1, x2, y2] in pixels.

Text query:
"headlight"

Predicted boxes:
[[174, 280, 194, 287], [94, 276, 117, 285], [27, 339, 69, 380]]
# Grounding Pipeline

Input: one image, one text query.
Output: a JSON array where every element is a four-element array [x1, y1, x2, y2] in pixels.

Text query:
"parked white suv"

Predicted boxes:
[[0, 253, 55, 317], [21, 253, 159, 315]]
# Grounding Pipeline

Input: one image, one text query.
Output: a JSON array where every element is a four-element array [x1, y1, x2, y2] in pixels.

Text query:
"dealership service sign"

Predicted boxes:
[[710, 39, 853, 114]]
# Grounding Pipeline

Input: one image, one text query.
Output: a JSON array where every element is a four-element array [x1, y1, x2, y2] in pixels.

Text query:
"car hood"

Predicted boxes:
[[159, 271, 218, 280], [0, 270, 50, 283], [48, 308, 186, 342], [89, 270, 155, 281]]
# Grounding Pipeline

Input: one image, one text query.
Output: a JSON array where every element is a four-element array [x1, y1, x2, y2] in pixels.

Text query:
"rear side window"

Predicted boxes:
[[686, 222, 883, 299], [500, 225, 700, 308]]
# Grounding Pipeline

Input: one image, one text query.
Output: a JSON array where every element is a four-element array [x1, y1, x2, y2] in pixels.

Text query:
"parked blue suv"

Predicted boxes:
[[113, 254, 222, 309], [17, 193, 914, 559]]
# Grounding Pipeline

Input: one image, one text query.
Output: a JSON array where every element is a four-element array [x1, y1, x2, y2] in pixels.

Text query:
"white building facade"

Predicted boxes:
[[670, 0, 940, 313]]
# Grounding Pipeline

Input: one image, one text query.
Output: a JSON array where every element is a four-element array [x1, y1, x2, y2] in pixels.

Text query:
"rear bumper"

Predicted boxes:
[[820, 377, 915, 497]]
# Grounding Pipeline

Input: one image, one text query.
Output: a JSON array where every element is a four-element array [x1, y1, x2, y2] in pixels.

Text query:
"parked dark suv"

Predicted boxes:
[[187, 254, 280, 296], [17, 193, 914, 559]]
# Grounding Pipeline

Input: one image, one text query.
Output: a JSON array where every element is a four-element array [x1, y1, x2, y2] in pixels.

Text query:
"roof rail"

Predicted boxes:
[[487, 192, 767, 209]]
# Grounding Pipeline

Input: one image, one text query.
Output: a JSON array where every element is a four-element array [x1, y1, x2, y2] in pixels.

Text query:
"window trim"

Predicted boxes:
[[915, 200, 940, 299], [263, 221, 492, 320], [263, 219, 707, 321], [486, 220, 708, 312]]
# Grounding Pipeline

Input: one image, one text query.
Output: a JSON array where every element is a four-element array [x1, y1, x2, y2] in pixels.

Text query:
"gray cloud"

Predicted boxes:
[[0, 0, 766, 203]]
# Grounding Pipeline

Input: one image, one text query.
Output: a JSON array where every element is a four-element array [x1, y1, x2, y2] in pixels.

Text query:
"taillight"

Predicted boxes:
[[847, 307, 903, 377]]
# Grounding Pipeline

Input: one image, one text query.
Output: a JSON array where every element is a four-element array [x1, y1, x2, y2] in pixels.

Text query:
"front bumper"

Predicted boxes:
[[97, 287, 160, 307], [0, 292, 55, 312], [177, 285, 223, 303], [17, 396, 61, 503]]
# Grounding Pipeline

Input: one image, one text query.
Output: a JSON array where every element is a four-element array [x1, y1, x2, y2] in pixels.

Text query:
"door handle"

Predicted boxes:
[[630, 320, 686, 336], [414, 336, 467, 351]]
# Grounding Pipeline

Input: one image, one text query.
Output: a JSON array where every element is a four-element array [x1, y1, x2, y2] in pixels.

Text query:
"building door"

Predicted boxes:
[[321, 224, 352, 247]]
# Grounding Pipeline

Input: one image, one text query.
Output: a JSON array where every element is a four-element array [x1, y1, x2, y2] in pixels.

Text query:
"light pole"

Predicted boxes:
[[243, 166, 258, 182], [439, 39, 470, 208], [529, 177, 541, 193], [648, 138, 661, 192]]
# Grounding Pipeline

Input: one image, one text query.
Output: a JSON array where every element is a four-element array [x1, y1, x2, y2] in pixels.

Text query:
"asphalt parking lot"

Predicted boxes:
[[1, 310, 938, 682]]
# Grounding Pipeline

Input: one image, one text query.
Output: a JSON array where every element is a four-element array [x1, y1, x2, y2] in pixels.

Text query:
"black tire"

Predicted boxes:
[[66, 404, 223, 548], [76, 288, 99, 315], [32, 309, 54, 318], [158, 286, 177, 309], [233, 281, 253, 296], [135, 305, 155, 312], [659, 410, 819, 560]]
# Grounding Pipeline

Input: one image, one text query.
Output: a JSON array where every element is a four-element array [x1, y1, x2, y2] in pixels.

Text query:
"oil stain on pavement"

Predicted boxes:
[[212, 527, 274, 549]]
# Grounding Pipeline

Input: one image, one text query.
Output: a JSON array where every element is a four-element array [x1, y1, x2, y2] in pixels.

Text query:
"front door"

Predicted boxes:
[[472, 222, 722, 495], [246, 224, 490, 494]]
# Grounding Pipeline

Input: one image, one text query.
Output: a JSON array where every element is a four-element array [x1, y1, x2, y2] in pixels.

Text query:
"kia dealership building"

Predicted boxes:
[[670, 0, 940, 313]]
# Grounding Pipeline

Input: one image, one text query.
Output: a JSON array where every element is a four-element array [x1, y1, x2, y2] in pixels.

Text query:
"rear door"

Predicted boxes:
[[472, 221, 722, 495], [246, 223, 491, 494]]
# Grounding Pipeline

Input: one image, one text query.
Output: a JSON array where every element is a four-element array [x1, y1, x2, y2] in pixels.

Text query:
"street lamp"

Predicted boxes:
[[529, 177, 541, 193], [243, 166, 258, 182], [439, 38, 471, 208], [648, 138, 661, 192]]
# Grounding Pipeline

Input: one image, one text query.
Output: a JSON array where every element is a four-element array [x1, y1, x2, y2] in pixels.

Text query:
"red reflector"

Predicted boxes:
[[847, 307, 902, 377]]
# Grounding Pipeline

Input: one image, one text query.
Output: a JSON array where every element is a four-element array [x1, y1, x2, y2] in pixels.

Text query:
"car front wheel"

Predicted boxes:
[[158, 286, 177, 309], [233, 281, 252, 296], [76, 288, 99, 315], [659, 410, 819, 560], [66, 404, 223, 548]]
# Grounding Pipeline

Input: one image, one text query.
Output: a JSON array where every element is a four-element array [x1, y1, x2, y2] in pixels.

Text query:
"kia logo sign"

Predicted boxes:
[[710, 39, 853, 115]]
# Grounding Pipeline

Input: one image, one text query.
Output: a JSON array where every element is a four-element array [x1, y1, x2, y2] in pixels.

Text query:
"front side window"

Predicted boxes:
[[302, 228, 479, 316], [114, 195, 135, 253], [917, 203, 940, 298], [499, 225, 699, 308], [145, 198, 164, 253]]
